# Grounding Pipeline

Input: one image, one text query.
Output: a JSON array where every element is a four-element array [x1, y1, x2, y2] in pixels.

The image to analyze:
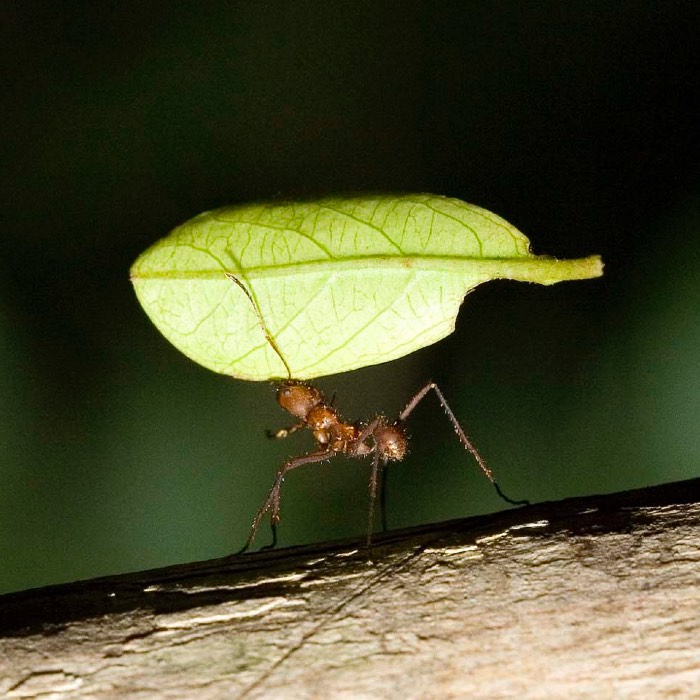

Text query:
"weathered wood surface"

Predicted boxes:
[[1, 478, 699, 699]]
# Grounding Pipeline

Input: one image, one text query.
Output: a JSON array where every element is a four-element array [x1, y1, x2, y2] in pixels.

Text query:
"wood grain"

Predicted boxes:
[[1, 478, 699, 699]]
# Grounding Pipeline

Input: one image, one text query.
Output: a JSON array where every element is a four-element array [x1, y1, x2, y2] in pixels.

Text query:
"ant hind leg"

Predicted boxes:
[[365, 451, 388, 548], [398, 381, 529, 507], [379, 463, 389, 533]]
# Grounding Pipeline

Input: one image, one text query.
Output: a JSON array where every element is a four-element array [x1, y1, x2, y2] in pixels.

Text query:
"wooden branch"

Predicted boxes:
[[2, 479, 700, 699]]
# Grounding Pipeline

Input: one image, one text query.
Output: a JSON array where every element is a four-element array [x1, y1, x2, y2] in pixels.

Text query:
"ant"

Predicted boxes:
[[227, 274, 529, 554]]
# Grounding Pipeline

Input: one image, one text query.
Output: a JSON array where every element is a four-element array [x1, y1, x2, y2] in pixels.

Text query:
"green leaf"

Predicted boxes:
[[131, 194, 603, 380]]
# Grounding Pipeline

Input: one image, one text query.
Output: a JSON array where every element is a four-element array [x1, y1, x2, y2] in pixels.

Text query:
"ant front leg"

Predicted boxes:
[[266, 422, 305, 440], [238, 448, 336, 554], [399, 382, 529, 507]]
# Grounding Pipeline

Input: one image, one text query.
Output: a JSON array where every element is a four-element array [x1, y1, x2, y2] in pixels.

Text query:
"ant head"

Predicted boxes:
[[374, 422, 407, 462], [277, 381, 323, 419]]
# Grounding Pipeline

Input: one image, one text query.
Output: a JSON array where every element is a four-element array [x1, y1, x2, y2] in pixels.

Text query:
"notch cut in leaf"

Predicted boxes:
[[130, 194, 603, 380]]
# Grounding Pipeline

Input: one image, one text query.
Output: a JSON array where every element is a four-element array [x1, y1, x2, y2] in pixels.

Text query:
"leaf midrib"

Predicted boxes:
[[132, 253, 602, 282]]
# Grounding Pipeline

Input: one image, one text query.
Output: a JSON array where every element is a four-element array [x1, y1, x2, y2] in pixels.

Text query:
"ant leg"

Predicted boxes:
[[266, 422, 305, 439], [365, 451, 388, 547], [351, 416, 382, 455], [399, 382, 529, 507], [237, 448, 335, 554], [379, 463, 389, 533], [347, 417, 387, 548], [261, 523, 278, 552]]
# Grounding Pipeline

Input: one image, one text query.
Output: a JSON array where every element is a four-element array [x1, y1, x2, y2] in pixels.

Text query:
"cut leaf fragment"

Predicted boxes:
[[130, 194, 603, 380]]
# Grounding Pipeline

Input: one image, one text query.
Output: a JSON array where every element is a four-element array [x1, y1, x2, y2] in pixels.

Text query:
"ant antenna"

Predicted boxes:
[[225, 273, 292, 380]]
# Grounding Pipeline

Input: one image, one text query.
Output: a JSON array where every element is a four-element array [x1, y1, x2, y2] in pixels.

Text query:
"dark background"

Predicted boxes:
[[1, 2, 698, 594]]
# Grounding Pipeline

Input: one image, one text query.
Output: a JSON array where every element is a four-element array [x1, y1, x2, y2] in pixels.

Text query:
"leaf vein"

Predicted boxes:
[[318, 203, 405, 255]]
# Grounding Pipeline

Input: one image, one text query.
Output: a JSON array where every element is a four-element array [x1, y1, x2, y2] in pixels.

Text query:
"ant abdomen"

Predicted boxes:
[[373, 422, 408, 461]]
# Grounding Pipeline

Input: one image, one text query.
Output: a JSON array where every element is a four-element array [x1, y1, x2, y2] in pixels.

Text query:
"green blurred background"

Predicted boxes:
[[1, 2, 698, 594]]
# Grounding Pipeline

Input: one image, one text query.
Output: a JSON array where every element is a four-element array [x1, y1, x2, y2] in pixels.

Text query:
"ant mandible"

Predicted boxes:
[[227, 274, 528, 554]]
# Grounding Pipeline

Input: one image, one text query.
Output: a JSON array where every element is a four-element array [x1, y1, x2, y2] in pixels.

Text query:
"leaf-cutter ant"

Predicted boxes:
[[227, 274, 528, 553]]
